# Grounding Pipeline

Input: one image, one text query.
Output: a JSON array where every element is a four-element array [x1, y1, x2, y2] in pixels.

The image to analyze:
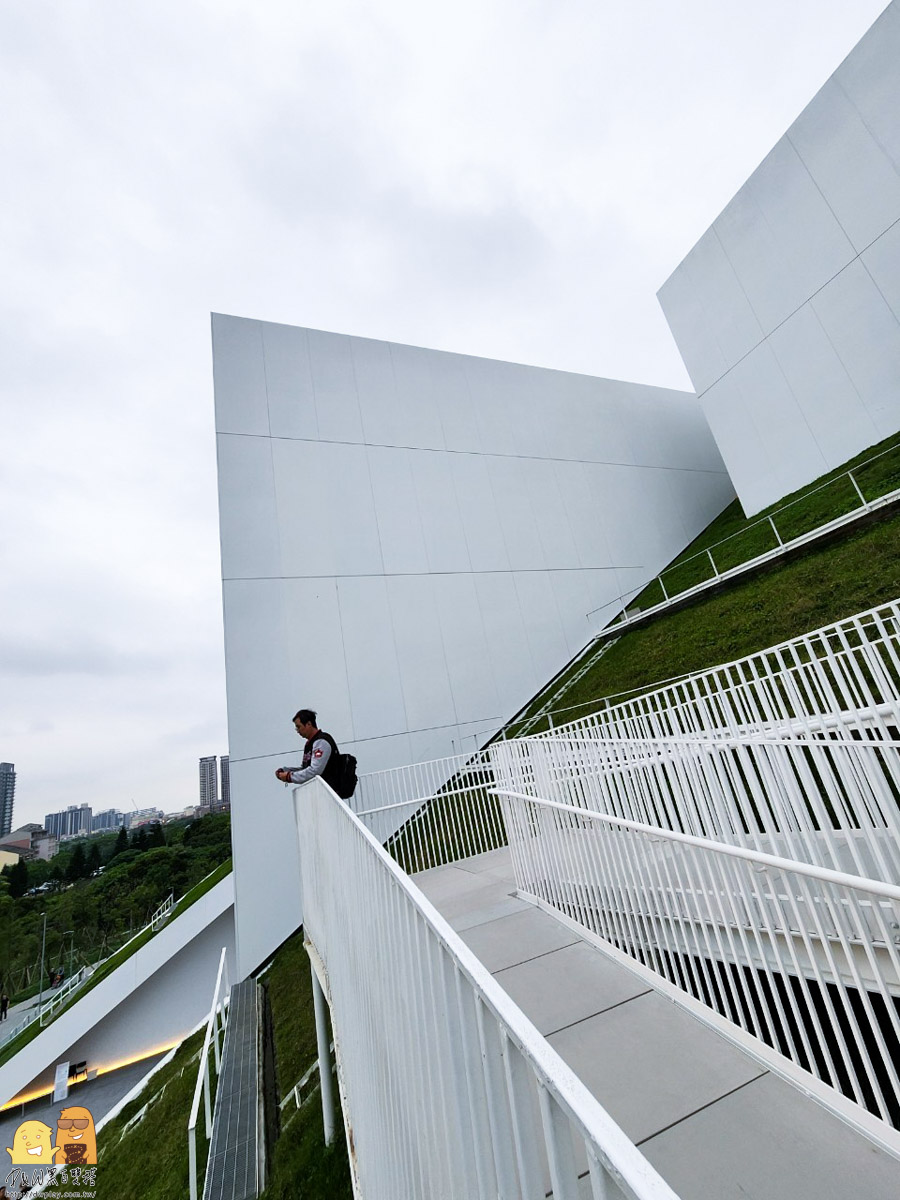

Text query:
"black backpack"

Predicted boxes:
[[331, 752, 358, 800], [315, 732, 358, 800]]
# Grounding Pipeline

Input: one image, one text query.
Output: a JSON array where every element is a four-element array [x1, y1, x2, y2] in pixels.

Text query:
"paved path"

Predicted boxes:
[[414, 847, 900, 1200]]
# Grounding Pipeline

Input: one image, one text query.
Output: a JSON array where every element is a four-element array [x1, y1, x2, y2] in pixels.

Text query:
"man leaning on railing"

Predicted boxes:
[[276, 709, 345, 792]]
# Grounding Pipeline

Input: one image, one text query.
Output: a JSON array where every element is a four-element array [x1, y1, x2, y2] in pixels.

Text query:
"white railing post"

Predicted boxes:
[[187, 946, 229, 1200], [848, 469, 869, 510], [202, 1045, 212, 1138], [311, 962, 335, 1146], [188, 1126, 198, 1200]]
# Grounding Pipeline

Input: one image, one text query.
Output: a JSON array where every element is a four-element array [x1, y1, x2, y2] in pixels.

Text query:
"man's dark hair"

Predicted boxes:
[[294, 708, 317, 726]]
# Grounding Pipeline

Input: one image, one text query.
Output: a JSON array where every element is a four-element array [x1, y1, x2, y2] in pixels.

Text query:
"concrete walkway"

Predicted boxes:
[[414, 847, 900, 1200]]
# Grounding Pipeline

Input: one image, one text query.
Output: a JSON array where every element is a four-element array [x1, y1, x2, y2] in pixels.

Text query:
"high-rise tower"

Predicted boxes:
[[0, 764, 15, 838], [219, 755, 230, 808], [199, 755, 219, 809]]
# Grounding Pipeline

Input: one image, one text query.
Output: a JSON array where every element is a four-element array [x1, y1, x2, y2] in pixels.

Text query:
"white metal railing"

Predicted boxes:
[[495, 786, 900, 1126], [279, 1043, 334, 1117], [0, 890, 186, 1053], [500, 601, 900, 868], [38, 965, 91, 1026], [353, 748, 506, 873], [571, 599, 900, 742], [351, 748, 494, 818], [492, 727, 900, 881], [593, 443, 900, 629], [0, 966, 93, 1051], [523, 598, 900, 743], [295, 777, 680, 1200], [151, 892, 175, 931], [188, 947, 230, 1200]]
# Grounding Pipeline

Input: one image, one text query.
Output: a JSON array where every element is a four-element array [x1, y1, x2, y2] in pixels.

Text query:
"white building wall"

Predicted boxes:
[[213, 315, 733, 978], [658, 0, 900, 515]]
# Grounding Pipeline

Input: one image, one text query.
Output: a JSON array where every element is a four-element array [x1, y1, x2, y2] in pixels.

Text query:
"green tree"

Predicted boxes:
[[66, 844, 87, 883], [131, 827, 148, 853], [7, 860, 28, 900], [86, 844, 102, 875], [147, 823, 165, 849], [110, 826, 129, 860]]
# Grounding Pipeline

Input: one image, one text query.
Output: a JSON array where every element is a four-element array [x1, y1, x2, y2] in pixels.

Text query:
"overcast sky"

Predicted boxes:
[[1, 0, 890, 826]]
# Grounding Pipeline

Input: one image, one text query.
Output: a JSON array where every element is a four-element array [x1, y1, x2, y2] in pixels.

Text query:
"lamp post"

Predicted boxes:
[[38, 912, 47, 1024]]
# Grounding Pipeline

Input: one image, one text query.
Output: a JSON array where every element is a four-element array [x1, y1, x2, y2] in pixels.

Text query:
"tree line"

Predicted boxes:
[[0, 814, 232, 1000]]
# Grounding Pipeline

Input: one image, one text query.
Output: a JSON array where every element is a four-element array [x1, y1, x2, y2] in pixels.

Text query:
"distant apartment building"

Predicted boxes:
[[128, 807, 164, 828], [199, 756, 218, 808], [0, 763, 15, 838], [92, 808, 126, 832], [220, 755, 230, 808], [0, 824, 57, 861], [199, 755, 230, 812], [44, 804, 92, 840]]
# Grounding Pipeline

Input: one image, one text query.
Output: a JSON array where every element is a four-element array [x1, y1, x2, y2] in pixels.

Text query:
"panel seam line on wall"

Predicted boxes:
[[214, 430, 728, 475], [223, 566, 636, 583], [694, 211, 900, 401]]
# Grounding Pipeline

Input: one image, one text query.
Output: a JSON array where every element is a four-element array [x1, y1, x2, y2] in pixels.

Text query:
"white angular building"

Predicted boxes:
[[658, 0, 900, 515], [212, 316, 733, 975], [214, 3, 900, 979]]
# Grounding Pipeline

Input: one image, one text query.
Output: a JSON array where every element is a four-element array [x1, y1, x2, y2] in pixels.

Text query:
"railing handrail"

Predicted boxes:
[[297, 778, 681, 1199], [519, 724, 900, 745], [39, 966, 90, 1021], [0, 966, 93, 1050], [587, 441, 900, 621], [511, 597, 900, 734], [493, 788, 900, 903], [661, 446, 899, 578], [357, 747, 492, 784], [150, 892, 174, 930], [554, 599, 900, 730], [188, 946, 229, 1200]]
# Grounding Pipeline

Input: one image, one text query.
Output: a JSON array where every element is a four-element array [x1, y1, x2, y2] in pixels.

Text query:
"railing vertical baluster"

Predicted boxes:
[[202, 1055, 212, 1139], [848, 469, 869, 510], [310, 962, 335, 1146]]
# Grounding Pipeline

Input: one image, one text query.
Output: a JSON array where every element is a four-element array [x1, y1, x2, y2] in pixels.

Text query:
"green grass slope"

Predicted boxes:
[[84, 929, 351, 1200], [638, 431, 900, 606], [513, 505, 900, 735], [95, 1029, 207, 1200], [260, 930, 352, 1200]]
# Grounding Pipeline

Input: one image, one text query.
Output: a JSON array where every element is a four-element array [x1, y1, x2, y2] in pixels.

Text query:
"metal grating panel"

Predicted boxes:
[[203, 980, 261, 1200]]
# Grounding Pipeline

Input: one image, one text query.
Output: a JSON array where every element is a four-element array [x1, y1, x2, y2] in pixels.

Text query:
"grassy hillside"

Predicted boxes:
[[95, 1027, 208, 1200], [0, 813, 232, 1005], [0, 857, 232, 1071], [637, 430, 900, 607], [86, 928, 351, 1200], [260, 930, 352, 1200], [511, 504, 900, 735]]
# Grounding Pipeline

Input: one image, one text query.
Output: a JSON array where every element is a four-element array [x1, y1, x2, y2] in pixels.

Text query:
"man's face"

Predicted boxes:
[[294, 719, 316, 740]]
